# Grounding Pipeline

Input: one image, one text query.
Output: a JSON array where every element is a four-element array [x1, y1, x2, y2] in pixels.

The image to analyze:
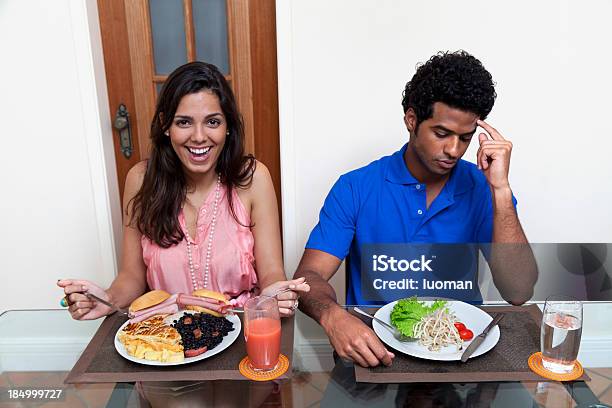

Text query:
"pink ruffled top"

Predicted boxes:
[[141, 184, 258, 306]]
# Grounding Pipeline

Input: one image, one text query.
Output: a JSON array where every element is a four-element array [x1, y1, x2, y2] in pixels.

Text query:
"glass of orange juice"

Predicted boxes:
[[244, 296, 281, 371]]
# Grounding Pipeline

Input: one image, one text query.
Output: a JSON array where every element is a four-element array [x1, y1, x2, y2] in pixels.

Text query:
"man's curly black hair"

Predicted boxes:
[[401, 50, 496, 129]]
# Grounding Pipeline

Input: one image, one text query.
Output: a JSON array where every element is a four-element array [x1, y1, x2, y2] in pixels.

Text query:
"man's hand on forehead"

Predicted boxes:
[[477, 119, 506, 141], [476, 119, 513, 190]]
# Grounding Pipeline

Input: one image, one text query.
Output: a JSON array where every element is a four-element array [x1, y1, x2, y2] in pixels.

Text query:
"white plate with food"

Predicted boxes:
[[114, 289, 241, 366], [114, 311, 241, 366], [372, 298, 500, 361]]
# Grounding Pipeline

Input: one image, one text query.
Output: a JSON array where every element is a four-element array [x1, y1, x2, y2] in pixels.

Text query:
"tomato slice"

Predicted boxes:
[[459, 329, 474, 341], [454, 322, 466, 331]]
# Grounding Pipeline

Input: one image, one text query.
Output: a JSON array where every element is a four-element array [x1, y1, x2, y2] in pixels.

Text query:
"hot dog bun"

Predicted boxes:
[[186, 289, 229, 317], [129, 290, 171, 314]]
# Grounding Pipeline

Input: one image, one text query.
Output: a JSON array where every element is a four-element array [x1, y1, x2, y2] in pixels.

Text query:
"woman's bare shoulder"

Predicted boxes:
[[252, 160, 272, 185], [127, 160, 147, 179], [245, 160, 273, 192], [123, 161, 148, 208], [236, 160, 274, 208], [126, 161, 147, 186]]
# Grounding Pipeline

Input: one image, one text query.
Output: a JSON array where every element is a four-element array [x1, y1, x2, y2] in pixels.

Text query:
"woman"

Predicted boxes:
[[58, 61, 308, 319]]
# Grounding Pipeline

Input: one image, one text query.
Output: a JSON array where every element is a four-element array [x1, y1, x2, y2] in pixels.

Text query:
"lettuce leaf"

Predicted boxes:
[[390, 297, 447, 337]]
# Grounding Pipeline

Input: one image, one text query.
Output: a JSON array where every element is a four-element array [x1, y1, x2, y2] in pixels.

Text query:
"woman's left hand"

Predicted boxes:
[[261, 277, 310, 317]]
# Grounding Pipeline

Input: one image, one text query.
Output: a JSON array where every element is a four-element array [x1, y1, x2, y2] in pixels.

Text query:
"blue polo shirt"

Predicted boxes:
[[306, 144, 516, 305]]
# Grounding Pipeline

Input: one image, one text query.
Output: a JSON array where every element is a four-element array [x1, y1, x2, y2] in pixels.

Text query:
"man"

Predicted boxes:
[[294, 51, 537, 367]]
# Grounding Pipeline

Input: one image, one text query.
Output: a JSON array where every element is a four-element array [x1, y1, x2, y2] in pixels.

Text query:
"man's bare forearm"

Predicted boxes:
[[294, 268, 342, 329], [490, 186, 538, 304], [492, 187, 527, 244]]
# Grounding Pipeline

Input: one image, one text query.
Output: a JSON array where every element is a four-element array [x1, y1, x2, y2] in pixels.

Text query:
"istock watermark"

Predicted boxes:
[[361, 244, 481, 303], [358, 243, 612, 303]]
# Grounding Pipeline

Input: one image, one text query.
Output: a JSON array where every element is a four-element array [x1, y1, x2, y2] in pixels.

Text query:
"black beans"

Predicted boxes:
[[172, 312, 234, 352]]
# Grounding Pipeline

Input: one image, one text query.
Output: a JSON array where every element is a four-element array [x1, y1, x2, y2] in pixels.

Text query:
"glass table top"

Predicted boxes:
[[1, 309, 610, 407]]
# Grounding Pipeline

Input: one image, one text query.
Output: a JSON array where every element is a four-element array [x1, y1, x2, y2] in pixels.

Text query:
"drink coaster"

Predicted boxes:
[[239, 354, 289, 381], [528, 352, 584, 381]]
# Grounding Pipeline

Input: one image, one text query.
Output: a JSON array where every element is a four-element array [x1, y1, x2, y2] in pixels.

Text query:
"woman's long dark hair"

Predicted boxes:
[[129, 61, 256, 248]]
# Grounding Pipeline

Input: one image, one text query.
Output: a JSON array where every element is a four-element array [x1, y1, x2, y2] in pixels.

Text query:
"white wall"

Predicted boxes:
[[0, 0, 121, 311], [277, 0, 612, 369]]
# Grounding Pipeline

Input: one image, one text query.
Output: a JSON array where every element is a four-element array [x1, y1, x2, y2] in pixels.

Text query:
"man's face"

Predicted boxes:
[[404, 102, 479, 176]]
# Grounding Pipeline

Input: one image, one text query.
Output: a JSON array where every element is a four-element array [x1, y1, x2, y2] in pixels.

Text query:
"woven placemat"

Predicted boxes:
[[65, 313, 294, 383], [354, 305, 589, 383]]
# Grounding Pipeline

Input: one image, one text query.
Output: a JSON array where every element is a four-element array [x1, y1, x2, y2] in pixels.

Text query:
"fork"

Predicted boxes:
[[353, 307, 414, 341], [259, 280, 309, 301], [85, 292, 129, 316]]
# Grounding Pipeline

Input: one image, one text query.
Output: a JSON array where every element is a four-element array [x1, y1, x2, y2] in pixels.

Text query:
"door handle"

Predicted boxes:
[[113, 103, 133, 159]]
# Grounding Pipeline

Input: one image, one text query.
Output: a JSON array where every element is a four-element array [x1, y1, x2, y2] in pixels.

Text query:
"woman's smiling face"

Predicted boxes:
[[168, 90, 227, 179]]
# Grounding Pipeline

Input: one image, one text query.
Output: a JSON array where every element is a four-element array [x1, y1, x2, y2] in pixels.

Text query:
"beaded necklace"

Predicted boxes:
[[184, 174, 221, 290]]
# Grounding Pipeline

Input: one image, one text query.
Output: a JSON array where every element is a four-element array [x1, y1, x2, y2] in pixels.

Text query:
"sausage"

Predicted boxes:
[[128, 303, 179, 323], [184, 347, 207, 358]]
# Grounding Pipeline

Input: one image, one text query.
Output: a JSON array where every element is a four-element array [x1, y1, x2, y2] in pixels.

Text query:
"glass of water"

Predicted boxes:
[[540, 294, 583, 373]]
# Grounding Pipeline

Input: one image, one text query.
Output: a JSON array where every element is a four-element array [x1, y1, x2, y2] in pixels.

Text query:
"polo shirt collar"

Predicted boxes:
[[385, 143, 474, 195], [385, 144, 419, 185]]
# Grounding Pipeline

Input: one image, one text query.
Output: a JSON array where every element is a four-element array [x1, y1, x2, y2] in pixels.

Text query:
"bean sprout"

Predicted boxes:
[[412, 308, 463, 352]]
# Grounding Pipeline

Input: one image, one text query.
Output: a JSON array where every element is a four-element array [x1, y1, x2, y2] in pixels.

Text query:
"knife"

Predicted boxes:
[[460, 314, 504, 362], [85, 292, 129, 316]]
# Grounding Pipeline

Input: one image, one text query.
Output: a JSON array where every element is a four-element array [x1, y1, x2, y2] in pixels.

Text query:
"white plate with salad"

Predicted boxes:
[[372, 297, 500, 361]]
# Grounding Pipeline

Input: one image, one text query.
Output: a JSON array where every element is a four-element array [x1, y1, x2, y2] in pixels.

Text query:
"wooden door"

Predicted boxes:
[[98, 0, 281, 213]]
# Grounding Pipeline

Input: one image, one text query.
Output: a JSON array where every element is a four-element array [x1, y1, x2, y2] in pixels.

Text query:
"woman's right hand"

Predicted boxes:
[[261, 277, 310, 317], [57, 279, 113, 320]]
